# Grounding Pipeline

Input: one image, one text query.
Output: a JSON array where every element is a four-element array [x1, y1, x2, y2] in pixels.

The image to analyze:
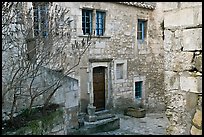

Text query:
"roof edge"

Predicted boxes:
[[117, 2, 156, 10]]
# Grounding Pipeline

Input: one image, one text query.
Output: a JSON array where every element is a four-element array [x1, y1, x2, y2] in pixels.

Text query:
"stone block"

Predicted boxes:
[[85, 115, 97, 122], [194, 55, 202, 72], [172, 52, 194, 71], [180, 75, 199, 93], [162, 2, 178, 11], [190, 125, 202, 135], [183, 28, 202, 51], [192, 109, 202, 128], [185, 92, 198, 111], [197, 7, 202, 24], [180, 2, 202, 8], [164, 8, 194, 28]]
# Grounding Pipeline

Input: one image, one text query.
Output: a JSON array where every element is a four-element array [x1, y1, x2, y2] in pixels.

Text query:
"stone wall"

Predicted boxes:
[[57, 2, 165, 113], [2, 67, 80, 134], [163, 2, 202, 135]]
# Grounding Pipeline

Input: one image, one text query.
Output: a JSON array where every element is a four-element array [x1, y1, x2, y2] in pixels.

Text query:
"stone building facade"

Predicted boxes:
[[162, 2, 202, 135], [58, 2, 165, 114], [2, 2, 202, 135]]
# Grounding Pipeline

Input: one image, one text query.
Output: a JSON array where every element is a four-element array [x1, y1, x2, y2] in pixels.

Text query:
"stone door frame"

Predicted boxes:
[[88, 61, 112, 110]]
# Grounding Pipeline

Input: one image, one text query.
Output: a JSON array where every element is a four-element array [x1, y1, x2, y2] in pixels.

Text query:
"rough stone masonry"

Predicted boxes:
[[163, 2, 202, 135]]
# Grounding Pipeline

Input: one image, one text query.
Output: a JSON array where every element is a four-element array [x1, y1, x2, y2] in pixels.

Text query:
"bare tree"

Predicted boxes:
[[2, 2, 91, 125]]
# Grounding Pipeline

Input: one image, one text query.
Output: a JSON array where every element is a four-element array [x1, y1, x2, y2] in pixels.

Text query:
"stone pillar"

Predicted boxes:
[[85, 104, 97, 122]]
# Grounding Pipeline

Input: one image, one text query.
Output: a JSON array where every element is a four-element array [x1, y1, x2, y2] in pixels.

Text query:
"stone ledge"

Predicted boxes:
[[67, 116, 120, 135]]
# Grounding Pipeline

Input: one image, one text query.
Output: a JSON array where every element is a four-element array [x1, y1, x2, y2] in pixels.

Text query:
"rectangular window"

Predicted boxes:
[[116, 63, 124, 80], [135, 81, 143, 98], [137, 19, 147, 41], [33, 2, 49, 38], [82, 9, 92, 35], [96, 11, 105, 36]]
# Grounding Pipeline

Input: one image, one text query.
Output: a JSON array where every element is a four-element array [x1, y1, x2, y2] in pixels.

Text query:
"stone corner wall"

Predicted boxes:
[[163, 2, 202, 135]]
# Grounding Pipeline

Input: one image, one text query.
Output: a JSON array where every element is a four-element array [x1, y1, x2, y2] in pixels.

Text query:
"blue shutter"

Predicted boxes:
[[89, 11, 92, 34], [96, 11, 105, 36], [141, 21, 144, 41]]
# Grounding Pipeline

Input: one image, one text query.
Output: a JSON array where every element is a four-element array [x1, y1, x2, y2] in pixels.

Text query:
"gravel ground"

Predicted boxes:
[[91, 112, 169, 135]]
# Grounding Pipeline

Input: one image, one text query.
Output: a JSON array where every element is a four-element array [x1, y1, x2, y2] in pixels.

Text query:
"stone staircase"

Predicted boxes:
[[95, 110, 116, 120], [67, 110, 120, 135]]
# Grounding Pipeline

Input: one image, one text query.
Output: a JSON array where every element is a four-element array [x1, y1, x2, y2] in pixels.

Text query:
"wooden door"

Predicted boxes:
[[93, 67, 105, 111]]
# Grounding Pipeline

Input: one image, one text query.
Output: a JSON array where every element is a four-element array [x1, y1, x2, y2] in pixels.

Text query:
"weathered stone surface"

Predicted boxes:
[[163, 2, 202, 135], [172, 52, 194, 71], [180, 2, 202, 8], [194, 54, 202, 72], [185, 92, 198, 111], [183, 28, 202, 51], [197, 6, 202, 24], [190, 125, 202, 135], [162, 2, 178, 11], [164, 71, 180, 90], [164, 52, 194, 71], [192, 109, 202, 128], [164, 30, 173, 51], [164, 8, 194, 28], [180, 75, 200, 93]]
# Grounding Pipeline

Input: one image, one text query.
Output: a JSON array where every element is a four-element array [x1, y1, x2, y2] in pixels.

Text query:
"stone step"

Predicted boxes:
[[67, 116, 120, 135], [95, 110, 115, 121], [97, 113, 115, 121], [95, 109, 110, 116]]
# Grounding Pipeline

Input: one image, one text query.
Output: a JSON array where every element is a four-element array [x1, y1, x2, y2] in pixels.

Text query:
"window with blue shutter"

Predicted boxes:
[[96, 11, 105, 36], [82, 9, 92, 35], [135, 81, 142, 98], [137, 19, 147, 41]]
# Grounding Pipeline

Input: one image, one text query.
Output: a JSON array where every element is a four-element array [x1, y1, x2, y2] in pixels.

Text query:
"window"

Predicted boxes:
[[115, 60, 127, 82], [82, 9, 92, 35], [135, 81, 143, 98], [137, 19, 147, 41], [116, 63, 124, 80], [33, 2, 49, 38], [96, 11, 105, 36]]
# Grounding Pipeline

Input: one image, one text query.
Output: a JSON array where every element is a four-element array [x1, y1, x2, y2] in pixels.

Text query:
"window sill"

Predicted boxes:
[[78, 35, 111, 39], [115, 79, 126, 83]]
